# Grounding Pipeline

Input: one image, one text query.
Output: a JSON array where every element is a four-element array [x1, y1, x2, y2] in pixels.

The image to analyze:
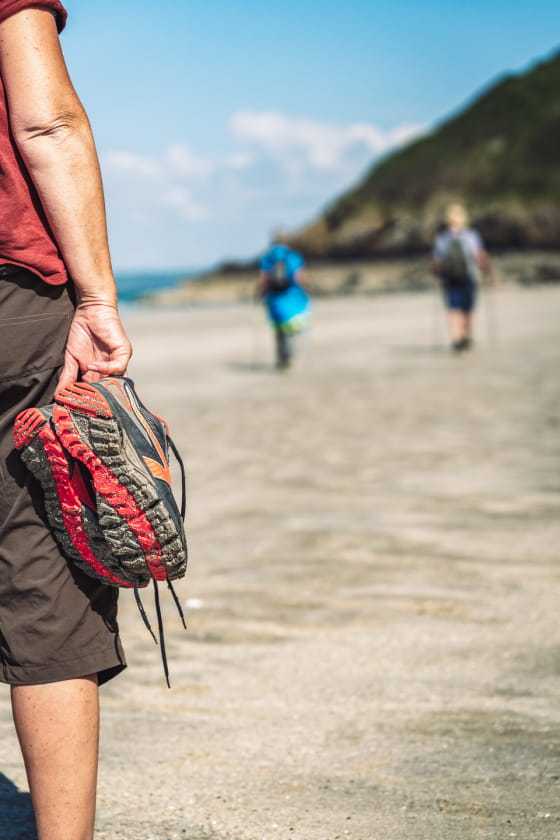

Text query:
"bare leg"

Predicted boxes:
[[274, 327, 292, 369], [11, 675, 99, 840], [463, 312, 473, 341], [448, 310, 473, 350], [448, 309, 467, 343]]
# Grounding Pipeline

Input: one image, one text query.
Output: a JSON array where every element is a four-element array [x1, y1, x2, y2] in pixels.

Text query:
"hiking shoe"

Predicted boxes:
[[53, 377, 187, 584], [13, 405, 137, 587], [451, 337, 474, 353]]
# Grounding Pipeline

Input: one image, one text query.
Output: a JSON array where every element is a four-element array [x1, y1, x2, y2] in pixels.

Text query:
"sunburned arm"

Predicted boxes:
[[256, 271, 268, 297], [0, 8, 131, 391], [0, 8, 115, 304], [477, 249, 491, 275]]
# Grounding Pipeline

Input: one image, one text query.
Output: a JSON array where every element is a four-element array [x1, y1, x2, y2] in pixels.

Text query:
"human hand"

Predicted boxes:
[[55, 302, 132, 395]]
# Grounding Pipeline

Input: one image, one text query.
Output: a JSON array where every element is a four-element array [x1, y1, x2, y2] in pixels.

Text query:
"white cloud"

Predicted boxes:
[[230, 110, 426, 172], [102, 111, 428, 268], [383, 123, 427, 146], [165, 144, 215, 179], [160, 187, 209, 221], [226, 151, 254, 171], [104, 150, 161, 180], [106, 143, 255, 184]]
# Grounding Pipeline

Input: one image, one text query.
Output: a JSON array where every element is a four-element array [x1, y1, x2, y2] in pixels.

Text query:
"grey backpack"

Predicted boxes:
[[441, 237, 470, 286]]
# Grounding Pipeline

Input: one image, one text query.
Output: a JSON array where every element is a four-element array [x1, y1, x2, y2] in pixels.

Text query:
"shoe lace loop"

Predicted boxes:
[[133, 436, 187, 688], [167, 434, 186, 519]]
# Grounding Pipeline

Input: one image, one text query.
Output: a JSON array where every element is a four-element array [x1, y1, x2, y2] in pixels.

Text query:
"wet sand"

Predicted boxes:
[[1, 284, 560, 840]]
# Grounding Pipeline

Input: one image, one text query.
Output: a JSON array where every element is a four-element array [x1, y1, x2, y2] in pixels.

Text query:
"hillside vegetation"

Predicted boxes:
[[290, 50, 560, 258]]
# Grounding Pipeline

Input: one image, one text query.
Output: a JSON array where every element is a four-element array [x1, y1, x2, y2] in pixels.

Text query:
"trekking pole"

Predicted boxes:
[[250, 294, 262, 369], [431, 277, 447, 350], [430, 283, 438, 349], [481, 270, 499, 347], [297, 282, 314, 370]]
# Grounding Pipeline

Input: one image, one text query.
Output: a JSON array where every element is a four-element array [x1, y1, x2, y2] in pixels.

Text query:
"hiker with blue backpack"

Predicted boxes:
[[432, 204, 491, 352], [257, 232, 311, 370]]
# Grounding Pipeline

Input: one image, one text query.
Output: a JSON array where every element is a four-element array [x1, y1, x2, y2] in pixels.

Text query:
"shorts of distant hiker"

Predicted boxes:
[[443, 278, 477, 313], [0, 268, 126, 686]]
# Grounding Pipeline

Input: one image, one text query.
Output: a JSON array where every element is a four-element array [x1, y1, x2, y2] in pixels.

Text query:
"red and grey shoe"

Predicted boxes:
[[13, 405, 137, 588], [53, 376, 187, 586], [14, 378, 189, 685]]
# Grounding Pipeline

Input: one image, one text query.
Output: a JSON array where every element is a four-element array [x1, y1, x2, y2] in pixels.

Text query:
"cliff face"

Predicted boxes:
[[289, 50, 560, 258]]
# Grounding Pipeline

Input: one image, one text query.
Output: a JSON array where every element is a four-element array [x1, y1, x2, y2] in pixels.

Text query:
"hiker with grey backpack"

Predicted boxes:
[[257, 231, 310, 370], [432, 204, 491, 352]]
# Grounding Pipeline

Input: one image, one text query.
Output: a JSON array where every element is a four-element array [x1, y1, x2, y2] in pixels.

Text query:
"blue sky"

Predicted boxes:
[[60, 0, 560, 271]]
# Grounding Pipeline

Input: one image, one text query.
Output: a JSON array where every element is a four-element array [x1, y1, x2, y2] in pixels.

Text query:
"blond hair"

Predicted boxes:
[[445, 203, 469, 230], [271, 228, 289, 245]]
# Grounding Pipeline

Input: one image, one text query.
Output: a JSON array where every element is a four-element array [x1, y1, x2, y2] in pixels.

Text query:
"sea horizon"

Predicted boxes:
[[115, 267, 204, 303]]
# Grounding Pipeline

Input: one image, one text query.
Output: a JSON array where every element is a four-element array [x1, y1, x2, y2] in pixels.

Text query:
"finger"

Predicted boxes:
[[55, 356, 79, 396]]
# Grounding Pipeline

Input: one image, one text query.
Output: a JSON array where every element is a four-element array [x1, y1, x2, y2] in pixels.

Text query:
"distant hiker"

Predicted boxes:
[[257, 232, 311, 370], [432, 204, 491, 352]]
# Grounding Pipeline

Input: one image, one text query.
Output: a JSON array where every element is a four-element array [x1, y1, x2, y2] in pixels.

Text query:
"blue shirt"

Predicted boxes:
[[260, 245, 304, 284]]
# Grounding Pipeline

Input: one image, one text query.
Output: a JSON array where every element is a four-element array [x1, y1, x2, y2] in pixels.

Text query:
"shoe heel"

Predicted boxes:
[[13, 407, 48, 449], [56, 382, 113, 418]]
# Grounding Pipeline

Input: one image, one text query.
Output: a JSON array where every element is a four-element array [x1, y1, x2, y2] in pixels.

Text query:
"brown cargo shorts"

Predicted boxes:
[[0, 268, 126, 686]]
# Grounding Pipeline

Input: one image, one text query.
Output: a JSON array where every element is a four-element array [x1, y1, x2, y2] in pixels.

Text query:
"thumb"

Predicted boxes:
[[86, 347, 130, 377], [85, 360, 127, 378]]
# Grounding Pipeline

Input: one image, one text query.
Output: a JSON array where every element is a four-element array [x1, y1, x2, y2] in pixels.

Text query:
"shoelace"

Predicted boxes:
[[133, 434, 188, 687]]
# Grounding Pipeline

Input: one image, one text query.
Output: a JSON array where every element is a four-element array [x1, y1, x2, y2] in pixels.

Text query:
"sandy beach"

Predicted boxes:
[[1, 283, 560, 840]]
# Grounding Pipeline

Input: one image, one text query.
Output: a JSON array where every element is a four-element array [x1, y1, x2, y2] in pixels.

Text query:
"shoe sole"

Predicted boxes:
[[54, 381, 186, 582], [13, 406, 136, 588]]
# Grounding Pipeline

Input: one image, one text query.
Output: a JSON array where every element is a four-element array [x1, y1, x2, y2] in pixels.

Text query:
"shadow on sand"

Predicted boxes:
[[388, 343, 451, 356], [0, 774, 35, 840], [227, 361, 276, 373]]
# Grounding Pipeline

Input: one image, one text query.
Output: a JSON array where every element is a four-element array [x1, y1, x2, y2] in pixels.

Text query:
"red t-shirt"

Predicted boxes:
[[0, 0, 69, 285]]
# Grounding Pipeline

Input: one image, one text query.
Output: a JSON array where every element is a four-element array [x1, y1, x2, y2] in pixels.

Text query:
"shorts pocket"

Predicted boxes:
[[0, 310, 72, 382]]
